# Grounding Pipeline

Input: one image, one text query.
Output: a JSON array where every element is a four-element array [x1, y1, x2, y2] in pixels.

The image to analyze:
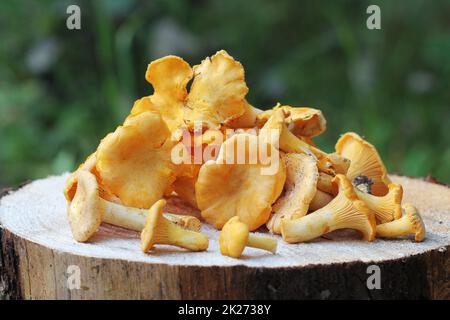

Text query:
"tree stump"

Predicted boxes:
[[0, 174, 449, 299]]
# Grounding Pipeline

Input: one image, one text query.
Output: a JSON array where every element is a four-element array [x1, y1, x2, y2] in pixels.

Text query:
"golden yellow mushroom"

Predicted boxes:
[[376, 204, 426, 242], [96, 111, 177, 209], [130, 56, 192, 132], [267, 153, 318, 234], [257, 104, 327, 138], [259, 109, 350, 175], [220, 217, 277, 258], [130, 50, 249, 133], [184, 50, 248, 129], [141, 199, 209, 253], [335, 132, 391, 196], [195, 133, 286, 231], [64, 153, 98, 201], [355, 183, 403, 223], [281, 174, 376, 243], [67, 170, 201, 242]]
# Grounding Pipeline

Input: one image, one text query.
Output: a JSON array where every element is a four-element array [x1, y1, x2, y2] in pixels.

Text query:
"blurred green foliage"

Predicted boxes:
[[0, 0, 449, 187]]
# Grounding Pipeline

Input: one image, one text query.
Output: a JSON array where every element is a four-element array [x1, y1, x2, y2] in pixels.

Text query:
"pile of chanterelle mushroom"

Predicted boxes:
[[64, 50, 426, 259]]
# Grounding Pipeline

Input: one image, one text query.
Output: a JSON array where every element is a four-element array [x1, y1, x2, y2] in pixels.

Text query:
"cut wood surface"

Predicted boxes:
[[0, 174, 449, 299]]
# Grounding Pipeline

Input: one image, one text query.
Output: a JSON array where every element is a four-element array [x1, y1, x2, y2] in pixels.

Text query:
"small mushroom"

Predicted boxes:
[[267, 153, 318, 234], [335, 132, 391, 196], [281, 174, 376, 243], [195, 133, 286, 231], [257, 104, 327, 138], [376, 204, 426, 242], [141, 199, 209, 253], [67, 170, 201, 242], [260, 109, 350, 175], [219, 217, 277, 258], [355, 183, 403, 223], [96, 111, 177, 209]]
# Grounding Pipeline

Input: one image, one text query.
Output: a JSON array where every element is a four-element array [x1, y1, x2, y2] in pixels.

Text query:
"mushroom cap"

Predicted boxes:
[[130, 56, 192, 132], [403, 203, 426, 242], [335, 132, 391, 196], [330, 174, 376, 241], [140, 199, 167, 252], [96, 111, 177, 209], [67, 170, 104, 242], [64, 153, 97, 201], [185, 50, 248, 129], [267, 153, 319, 234], [219, 216, 249, 258], [355, 183, 403, 223], [195, 133, 286, 230], [256, 104, 327, 138]]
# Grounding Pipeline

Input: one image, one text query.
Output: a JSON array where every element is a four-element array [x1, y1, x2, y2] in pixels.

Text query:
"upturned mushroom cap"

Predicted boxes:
[[67, 170, 105, 242], [129, 56, 192, 132], [355, 183, 403, 223], [335, 132, 391, 196], [267, 153, 319, 234], [96, 111, 177, 209], [219, 216, 249, 258], [403, 204, 426, 241], [195, 133, 286, 230], [185, 50, 248, 129], [256, 104, 326, 138]]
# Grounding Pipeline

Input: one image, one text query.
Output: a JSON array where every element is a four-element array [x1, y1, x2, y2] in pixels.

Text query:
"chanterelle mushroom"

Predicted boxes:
[[376, 203, 426, 242], [141, 199, 209, 253], [257, 104, 327, 138], [67, 170, 201, 242], [195, 133, 286, 231], [281, 174, 376, 243], [335, 132, 391, 196], [267, 153, 318, 234], [96, 111, 177, 209], [259, 109, 350, 175], [64, 153, 97, 201], [355, 183, 403, 223], [220, 216, 277, 258], [131, 50, 248, 133]]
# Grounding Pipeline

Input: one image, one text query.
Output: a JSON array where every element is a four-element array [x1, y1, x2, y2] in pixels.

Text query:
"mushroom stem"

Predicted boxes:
[[102, 198, 201, 232], [282, 209, 334, 243], [167, 224, 209, 251], [247, 234, 277, 254], [376, 204, 425, 242], [376, 218, 413, 237]]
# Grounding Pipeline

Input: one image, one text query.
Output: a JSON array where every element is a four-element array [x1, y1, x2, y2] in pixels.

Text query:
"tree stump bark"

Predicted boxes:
[[1, 174, 449, 299]]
